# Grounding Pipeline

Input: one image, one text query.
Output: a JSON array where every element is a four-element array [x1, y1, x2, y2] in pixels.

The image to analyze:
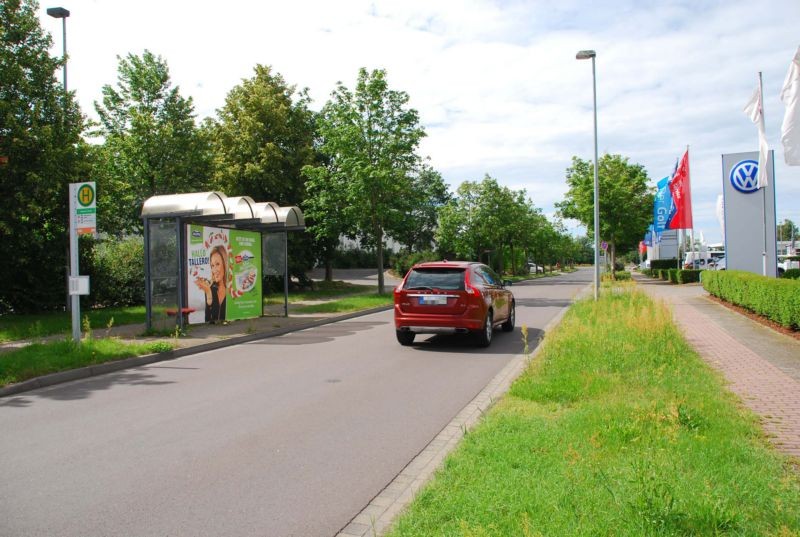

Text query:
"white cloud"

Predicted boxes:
[[38, 0, 800, 242]]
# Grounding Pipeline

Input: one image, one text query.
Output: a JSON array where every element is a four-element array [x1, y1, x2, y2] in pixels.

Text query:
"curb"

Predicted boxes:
[[0, 305, 393, 398]]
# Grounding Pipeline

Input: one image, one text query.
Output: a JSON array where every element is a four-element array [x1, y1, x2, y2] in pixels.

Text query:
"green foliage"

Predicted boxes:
[[304, 68, 425, 293], [602, 270, 631, 281], [650, 259, 678, 270], [676, 269, 702, 284], [557, 154, 654, 271], [81, 236, 145, 307], [781, 268, 800, 280], [0, 337, 173, 387], [391, 250, 440, 277], [92, 50, 211, 235], [668, 269, 678, 283], [293, 293, 392, 314], [0, 0, 88, 312], [387, 289, 800, 536], [207, 65, 315, 206], [703, 270, 800, 329], [331, 248, 380, 269]]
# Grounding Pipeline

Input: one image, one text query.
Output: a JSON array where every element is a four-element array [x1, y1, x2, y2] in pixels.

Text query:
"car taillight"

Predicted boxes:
[[464, 272, 479, 296]]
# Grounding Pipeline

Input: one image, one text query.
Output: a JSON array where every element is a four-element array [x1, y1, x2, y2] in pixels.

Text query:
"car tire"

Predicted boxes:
[[501, 301, 515, 332], [396, 330, 415, 346], [476, 310, 493, 348]]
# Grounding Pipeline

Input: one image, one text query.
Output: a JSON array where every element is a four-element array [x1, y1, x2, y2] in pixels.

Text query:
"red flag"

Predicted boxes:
[[668, 149, 693, 229], [639, 241, 647, 254]]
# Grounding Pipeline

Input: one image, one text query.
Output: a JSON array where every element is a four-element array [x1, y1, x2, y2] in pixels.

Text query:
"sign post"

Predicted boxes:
[[68, 182, 96, 342]]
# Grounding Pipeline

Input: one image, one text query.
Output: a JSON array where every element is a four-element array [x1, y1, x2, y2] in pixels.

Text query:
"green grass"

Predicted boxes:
[[0, 306, 147, 343], [0, 338, 174, 387], [293, 293, 393, 314], [387, 285, 800, 536], [263, 280, 374, 305]]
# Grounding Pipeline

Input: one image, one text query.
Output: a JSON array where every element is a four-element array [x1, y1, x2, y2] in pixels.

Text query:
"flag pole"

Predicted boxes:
[[687, 147, 692, 269], [759, 72, 768, 276]]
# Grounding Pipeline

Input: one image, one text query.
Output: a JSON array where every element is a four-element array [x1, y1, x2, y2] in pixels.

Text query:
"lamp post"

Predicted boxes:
[[46, 7, 70, 92], [48, 6, 80, 340], [576, 49, 600, 301]]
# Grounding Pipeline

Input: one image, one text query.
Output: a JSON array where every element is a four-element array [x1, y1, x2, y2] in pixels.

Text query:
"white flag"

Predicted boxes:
[[716, 194, 725, 242], [743, 78, 769, 187], [780, 46, 800, 165]]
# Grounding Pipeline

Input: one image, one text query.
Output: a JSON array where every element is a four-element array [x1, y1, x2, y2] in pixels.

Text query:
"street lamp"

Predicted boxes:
[[47, 7, 70, 92], [576, 49, 600, 301]]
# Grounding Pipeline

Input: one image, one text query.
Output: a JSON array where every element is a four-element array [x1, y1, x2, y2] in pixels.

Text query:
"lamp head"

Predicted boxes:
[[576, 50, 596, 60], [47, 7, 70, 18]]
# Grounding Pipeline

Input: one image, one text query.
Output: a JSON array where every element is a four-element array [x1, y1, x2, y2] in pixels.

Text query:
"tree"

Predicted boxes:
[[305, 68, 425, 293], [556, 154, 653, 275], [777, 219, 799, 243], [93, 50, 211, 235], [208, 65, 316, 206], [0, 0, 88, 312], [392, 162, 450, 252], [436, 175, 535, 274]]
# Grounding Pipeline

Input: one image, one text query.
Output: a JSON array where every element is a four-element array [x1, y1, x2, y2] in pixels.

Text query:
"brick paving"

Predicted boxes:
[[636, 276, 800, 459]]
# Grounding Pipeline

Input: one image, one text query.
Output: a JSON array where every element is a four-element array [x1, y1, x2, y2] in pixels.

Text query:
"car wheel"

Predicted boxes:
[[501, 301, 515, 332], [396, 330, 415, 346], [476, 310, 493, 348]]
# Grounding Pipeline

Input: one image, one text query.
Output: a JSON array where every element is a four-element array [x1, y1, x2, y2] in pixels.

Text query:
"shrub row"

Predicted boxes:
[[703, 270, 800, 329], [647, 268, 702, 284], [391, 250, 440, 277], [782, 268, 800, 280], [650, 258, 679, 270]]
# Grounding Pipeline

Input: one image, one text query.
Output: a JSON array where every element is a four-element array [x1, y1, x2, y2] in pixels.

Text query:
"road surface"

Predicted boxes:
[[0, 269, 590, 537]]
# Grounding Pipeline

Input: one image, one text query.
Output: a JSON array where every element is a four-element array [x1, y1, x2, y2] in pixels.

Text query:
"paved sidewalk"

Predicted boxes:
[[634, 274, 800, 459]]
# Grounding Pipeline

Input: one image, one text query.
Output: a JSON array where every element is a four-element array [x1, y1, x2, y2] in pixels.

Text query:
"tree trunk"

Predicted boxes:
[[510, 243, 516, 275], [376, 227, 385, 294], [325, 257, 333, 282]]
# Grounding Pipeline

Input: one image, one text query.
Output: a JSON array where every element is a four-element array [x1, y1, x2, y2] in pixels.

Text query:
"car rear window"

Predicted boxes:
[[405, 268, 465, 290]]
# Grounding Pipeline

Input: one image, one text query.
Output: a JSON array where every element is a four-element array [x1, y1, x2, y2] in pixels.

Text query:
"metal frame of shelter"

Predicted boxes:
[[140, 192, 305, 331]]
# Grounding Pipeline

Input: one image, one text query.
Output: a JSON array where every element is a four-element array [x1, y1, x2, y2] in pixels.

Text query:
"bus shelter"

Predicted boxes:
[[141, 192, 305, 331]]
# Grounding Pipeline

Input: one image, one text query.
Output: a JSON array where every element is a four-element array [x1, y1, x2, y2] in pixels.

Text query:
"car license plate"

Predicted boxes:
[[420, 295, 447, 305]]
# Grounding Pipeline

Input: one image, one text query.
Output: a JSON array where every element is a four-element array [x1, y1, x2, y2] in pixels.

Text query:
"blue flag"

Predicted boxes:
[[653, 175, 675, 237]]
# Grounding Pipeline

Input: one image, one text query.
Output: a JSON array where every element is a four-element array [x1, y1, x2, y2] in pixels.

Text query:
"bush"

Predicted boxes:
[[781, 268, 800, 280], [703, 270, 800, 329], [677, 269, 702, 284], [83, 236, 145, 308], [601, 270, 631, 282], [392, 250, 440, 277], [332, 247, 394, 269], [668, 269, 679, 283], [650, 259, 679, 270]]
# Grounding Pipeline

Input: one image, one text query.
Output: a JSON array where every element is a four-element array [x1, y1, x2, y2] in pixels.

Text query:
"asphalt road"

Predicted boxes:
[[0, 268, 590, 537]]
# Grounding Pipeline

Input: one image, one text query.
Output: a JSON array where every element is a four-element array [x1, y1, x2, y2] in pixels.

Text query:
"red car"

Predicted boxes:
[[393, 261, 515, 347]]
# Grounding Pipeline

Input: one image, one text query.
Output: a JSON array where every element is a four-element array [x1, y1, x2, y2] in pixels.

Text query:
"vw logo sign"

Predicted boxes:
[[730, 160, 759, 193]]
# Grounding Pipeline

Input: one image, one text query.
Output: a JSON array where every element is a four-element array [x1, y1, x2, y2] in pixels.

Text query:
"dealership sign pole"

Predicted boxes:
[[68, 182, 96, 342]]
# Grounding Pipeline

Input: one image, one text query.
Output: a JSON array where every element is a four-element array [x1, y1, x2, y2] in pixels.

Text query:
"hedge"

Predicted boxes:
[[703, 270, 800, 329], [782, 268, 800, 280], [677, 269, 702, 284], [650, 259, 679, 270]]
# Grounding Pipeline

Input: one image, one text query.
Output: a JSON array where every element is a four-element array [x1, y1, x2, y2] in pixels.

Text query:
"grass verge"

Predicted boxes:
[[263, 281, 374, 305], [0, 338, 173, 388], [0, 306, 147, 343], [293, 293, 393, 314], [387, 285, 800, 536]]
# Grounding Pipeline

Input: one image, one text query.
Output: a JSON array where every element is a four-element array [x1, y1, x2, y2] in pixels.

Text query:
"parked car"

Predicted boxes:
[[393, 261, 515, 347], [527, 262, 544, 274], [709, 257, 726, 270]]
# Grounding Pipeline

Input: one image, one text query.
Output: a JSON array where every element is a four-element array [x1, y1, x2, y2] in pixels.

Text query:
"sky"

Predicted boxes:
[[37, 0, 800, 244]]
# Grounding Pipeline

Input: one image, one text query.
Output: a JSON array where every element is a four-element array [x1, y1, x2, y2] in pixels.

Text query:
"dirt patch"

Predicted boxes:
[[705, 294, 800, 342]]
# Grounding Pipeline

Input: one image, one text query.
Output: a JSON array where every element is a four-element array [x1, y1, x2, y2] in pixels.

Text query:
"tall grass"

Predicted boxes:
[[388, 286, 800, 536]]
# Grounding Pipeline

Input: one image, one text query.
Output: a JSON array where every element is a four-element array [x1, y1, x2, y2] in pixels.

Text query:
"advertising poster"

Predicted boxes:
[[186, 224, 262, 324]]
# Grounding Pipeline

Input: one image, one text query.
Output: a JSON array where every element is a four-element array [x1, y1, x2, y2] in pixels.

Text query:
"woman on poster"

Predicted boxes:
[[194, 245, 228, 322]]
